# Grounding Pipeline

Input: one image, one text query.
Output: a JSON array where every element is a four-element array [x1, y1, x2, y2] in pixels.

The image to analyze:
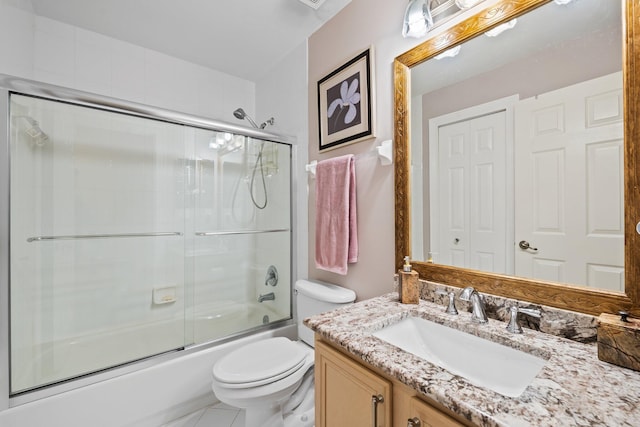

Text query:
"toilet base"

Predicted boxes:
[[283, 381, 314, 427], [284, 407, 314, 427], [244, 396, 314, 427], [221, 367, 315, 427]]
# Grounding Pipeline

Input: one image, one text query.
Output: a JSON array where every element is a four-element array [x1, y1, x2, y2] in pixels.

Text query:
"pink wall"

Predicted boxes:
[[306, 0, 499, 301], [307, 0, 445, 301]]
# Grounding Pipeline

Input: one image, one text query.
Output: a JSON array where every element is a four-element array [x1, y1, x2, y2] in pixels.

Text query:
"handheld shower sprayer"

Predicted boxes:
[[233, 108, 260, 129], [231, 107, 277, 210], [233, 108, 275, 129]]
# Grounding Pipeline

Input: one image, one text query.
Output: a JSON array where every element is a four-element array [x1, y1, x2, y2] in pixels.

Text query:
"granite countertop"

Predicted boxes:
[[304, 293, 640, 427]]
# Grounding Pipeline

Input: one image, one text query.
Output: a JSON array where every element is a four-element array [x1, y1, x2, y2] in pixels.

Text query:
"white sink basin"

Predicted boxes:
[[372, 316, 547, 397]]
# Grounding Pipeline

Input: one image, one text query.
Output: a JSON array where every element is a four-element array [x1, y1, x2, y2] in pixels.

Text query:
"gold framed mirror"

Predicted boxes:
[[394, 0, 640, 316]]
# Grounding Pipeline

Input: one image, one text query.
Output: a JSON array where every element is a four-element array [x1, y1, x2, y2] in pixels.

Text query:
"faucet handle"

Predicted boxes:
[[436, 290, 458, 315], [506, 305, 541, 333], [618, 310, 631, 322], [518, 307, 541, 318]]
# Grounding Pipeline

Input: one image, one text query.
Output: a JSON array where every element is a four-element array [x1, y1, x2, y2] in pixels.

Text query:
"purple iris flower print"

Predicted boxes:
[[326, 73, 361, 134]]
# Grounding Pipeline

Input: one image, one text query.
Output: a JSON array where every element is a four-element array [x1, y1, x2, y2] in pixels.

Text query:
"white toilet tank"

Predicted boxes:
[[294, 279, 356, 347]]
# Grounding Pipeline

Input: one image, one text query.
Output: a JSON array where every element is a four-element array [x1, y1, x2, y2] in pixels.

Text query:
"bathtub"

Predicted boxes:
[[12, 302, 288, 395], [4, 305, 295, 427], [192, 301, 287, 344]]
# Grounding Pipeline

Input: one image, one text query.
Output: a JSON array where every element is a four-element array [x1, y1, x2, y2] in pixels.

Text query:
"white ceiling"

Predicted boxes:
[[29, 0, 351, 82]]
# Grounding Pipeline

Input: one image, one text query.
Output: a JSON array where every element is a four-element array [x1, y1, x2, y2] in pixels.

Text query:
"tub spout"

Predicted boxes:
[[258, 292, 275, 303]]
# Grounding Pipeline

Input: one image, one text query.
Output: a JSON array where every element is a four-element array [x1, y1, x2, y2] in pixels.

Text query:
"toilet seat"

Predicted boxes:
[[211, 280, 355, 427], [213, 337, 307, 388]]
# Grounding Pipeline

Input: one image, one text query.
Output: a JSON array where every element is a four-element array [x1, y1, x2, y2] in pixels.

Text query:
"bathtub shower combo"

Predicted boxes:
[[0, 76, 293, 401]]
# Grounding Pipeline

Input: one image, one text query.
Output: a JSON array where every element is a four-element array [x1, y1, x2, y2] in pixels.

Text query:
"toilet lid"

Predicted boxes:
[[213, 337, 307, 387]]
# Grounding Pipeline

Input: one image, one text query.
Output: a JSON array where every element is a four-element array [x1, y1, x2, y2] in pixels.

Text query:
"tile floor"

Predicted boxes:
[[162, 402, 245, 427]]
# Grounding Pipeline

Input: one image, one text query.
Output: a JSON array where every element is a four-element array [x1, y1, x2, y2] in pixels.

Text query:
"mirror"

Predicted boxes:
[[412, 1, 623, 290], [394, 0, 640, 316]]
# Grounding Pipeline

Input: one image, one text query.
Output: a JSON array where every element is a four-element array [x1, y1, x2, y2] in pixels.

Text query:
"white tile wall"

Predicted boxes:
[[75, 28, 113, 96], [111, 38, 147, 104], [0, 2, 256, 122], [0, 1, 309, 424], [256, 41, 309, 283], [0, 0, 34, 78], [33, 17, 76, 88]]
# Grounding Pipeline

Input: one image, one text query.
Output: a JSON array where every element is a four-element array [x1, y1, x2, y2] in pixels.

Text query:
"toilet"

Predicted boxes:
[[211, 279, 356, 427]]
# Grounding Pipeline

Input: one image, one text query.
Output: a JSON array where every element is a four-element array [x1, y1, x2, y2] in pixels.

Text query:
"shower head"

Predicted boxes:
[[260, 118, 275, 129], [233, 108, 260, 129], [233, 108, 246, 120], [233, 108, 275, 129]]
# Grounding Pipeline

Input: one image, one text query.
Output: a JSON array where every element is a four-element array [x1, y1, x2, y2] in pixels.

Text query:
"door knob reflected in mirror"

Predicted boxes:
[[518, 240, 538, 251]]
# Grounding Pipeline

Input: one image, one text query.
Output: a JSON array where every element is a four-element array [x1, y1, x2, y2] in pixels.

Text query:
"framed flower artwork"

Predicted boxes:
[[317, 48, 375, 152]]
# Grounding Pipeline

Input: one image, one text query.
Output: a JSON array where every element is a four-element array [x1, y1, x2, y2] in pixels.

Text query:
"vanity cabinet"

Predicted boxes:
[[315, 338, 469, 427], [404, 396, 465, 427], [315, 339, 392, 426]]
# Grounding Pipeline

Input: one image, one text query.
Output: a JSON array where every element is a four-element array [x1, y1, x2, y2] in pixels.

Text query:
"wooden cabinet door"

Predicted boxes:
[[315, 340, 392, 427], [406, 396, 466, 427]]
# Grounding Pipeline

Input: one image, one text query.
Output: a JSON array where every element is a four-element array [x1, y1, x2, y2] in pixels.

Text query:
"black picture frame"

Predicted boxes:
[[317, 48, 375, 152]]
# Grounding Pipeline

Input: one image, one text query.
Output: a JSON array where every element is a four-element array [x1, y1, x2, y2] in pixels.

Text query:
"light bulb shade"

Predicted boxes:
[[455, 0, 482, 9], [485, 19, 517, 37], [435, 45, 462, 60], [402, 0, 433, 38]]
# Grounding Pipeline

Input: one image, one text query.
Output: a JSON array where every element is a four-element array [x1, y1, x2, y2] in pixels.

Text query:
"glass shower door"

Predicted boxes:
[[7, 91, 293, 396], [9, 94, 189, 394], [190, 129, 292, 344]]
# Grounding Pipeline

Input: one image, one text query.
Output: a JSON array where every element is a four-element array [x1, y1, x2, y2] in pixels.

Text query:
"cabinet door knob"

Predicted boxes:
[[371, 394, 384, 426], [407, 417, 421, 427]]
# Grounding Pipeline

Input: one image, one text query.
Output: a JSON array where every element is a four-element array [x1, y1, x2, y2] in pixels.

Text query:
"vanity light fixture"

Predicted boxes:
[[485, 19, 518, 37], [454, 0, 483, 10], [402, 0, 433, 38], [435, 45, 462, 60], [209, 132, 232, 149], [209, 132, 244, 155]]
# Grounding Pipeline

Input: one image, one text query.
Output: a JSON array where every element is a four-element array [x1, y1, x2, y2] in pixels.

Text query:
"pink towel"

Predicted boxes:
[[315, 154, 358, 275]]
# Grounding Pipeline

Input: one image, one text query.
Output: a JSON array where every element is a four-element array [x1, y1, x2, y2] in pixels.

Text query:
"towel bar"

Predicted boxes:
[[27, 232, 182, 242], [305, 139, 392, 177]]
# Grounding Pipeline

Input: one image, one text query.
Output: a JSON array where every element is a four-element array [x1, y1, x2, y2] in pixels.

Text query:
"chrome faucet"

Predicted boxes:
[[258, 292, 275, 303], [506, 305, 541, 333], [459, 287, 488, 323]]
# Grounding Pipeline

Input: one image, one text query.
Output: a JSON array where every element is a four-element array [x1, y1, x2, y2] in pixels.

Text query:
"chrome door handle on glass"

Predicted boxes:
[[371, 394, 384, 427], [518, 240, 538, 251]]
